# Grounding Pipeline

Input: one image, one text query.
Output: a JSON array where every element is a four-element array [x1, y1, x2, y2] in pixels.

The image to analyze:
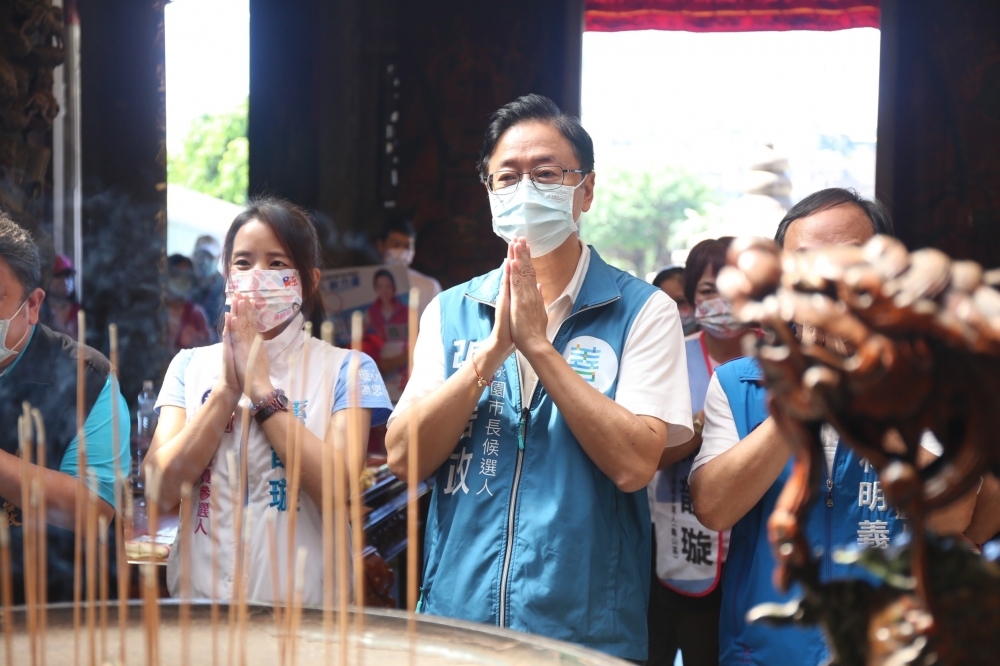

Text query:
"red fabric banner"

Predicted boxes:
[[585, 0, 880, 32]]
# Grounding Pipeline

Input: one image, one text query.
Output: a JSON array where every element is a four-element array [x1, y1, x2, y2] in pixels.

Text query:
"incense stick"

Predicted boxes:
[[30, 409, 47, 666], [18, 410, 37, 666], [0, 519, 14, 666], [289, 547, 307, 666], [321, 319, 336, 666], [29, 479, 41, 666], [85, 471, 99, 666], [108, 323, 127, 666], [265, 513, 285, 666], [237, 508, 253, 666], [284, 342, 308, 666], [98, 514, 109, 665], [226, 448, 241, 666], [406, 288, 421, 663], [210, 467, 221, 666], [282, 352, 297, 626], [348, 312, 366, 662], [144, 467, 162, 666], [333, 416, 349, 666], [179, 481, 193, 665], [74, 310, 86, 666]]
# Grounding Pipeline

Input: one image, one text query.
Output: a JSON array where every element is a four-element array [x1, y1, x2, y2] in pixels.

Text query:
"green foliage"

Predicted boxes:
[[168, 99, 249, 204], [582, 168, 717, 277]]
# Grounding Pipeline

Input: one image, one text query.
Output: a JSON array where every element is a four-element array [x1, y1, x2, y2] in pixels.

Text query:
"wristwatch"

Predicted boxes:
[[252, 388, 289, 425]]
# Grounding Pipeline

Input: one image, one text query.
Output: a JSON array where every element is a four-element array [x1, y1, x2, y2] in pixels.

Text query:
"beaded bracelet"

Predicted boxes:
[[471, 352, 491, 388]]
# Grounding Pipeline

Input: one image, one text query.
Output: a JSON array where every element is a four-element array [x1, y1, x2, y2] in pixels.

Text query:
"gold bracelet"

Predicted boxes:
[[471, 352, 491, 388]]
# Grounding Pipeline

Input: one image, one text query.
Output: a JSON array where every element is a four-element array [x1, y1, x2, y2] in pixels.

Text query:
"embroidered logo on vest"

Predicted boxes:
[[563, 336, 618, 393]]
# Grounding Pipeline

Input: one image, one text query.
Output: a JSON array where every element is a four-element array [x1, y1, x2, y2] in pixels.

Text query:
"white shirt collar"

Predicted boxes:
[[546, 239, 590, 314], [263, 313, 306, 364]]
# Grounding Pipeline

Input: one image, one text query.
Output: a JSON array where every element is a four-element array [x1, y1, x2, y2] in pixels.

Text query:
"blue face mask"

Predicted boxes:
[[488, 177, 588, 257], [0, 298, 29, 366]]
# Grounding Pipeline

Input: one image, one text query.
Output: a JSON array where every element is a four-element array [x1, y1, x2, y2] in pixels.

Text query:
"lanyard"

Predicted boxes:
[[698, 331, 715, 378]]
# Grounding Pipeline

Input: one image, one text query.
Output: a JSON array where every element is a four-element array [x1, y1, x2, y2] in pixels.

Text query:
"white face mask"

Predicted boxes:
[[0, 298, 30, 365], [488, 177, 587, 257], [225, 269, 303, 333], [383, 247, 414, 267], [694, 296, 747, 340]]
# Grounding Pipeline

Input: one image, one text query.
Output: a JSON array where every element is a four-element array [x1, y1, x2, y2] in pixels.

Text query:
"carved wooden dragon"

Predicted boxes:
[[717, 235, 1000, 665]]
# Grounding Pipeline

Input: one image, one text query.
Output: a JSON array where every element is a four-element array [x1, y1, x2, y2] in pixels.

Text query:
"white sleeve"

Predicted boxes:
[[387, 295, 445, 426], [614, 290, 693, 447], [918, 430, 944, 457], [690, 373, 740, 477], [153, 348, 196, 413]]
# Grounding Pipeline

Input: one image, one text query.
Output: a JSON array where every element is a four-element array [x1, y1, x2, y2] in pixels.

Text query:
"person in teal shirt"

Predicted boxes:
[[0, 211, 130, 603]]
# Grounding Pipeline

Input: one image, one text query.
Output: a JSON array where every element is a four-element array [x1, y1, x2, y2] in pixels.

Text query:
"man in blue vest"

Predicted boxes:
[[688, 188, 978, 665], [385, 94, 694, 661]]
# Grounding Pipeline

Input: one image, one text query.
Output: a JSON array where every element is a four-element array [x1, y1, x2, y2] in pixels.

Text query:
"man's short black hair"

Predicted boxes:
[[167, 253, 194, 271], [477, 94, 595, 182], [774, 188, 894, 248], [379, 212, 416, 243], [652, 266, 684, 289], [0, 210, 41, 297]]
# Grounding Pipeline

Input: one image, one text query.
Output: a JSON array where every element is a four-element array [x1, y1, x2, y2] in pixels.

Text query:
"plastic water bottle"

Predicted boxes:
[[134, 380, 157, 482]]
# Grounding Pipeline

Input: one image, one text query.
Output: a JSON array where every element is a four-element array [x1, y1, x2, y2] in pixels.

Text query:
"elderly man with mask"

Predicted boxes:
[[0, 211, 130, 603], [385, 94, 693, 661], [689, 188, 978, 666]]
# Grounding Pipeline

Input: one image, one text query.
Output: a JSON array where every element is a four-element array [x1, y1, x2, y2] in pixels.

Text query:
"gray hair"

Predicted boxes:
[[0, 210, 41, 297]]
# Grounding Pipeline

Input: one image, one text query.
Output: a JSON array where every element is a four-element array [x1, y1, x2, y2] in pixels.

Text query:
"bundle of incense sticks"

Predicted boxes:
[[407, 288, 421, 662], [225, 330, 262, 666]]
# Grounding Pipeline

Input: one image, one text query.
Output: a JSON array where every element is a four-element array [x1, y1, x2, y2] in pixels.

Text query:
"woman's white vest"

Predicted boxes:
[[166, 317, 352, 605]]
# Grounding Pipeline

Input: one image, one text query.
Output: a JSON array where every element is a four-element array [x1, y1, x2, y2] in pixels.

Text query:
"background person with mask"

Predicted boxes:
[[652, 265, 697, 336], [190, 235, 226, 326], [376, 214, 440, 322], [0, 210, 130, 603], [165, 253, 213, 355], [647, 237, 747, 666], [40, 253, 81, 339], [385, 94, 693, 662]]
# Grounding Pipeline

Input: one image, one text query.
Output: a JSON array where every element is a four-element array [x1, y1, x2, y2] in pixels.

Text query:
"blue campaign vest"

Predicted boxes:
[[715, 357, 904, 666], [420, 247, 659, 661]]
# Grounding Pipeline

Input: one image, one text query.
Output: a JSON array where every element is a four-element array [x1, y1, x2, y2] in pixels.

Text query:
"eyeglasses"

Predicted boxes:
[[485, 165, 589, 195]]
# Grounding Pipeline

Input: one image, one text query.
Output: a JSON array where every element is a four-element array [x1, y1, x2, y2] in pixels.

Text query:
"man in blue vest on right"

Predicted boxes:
[[689, 188, 978, 665]]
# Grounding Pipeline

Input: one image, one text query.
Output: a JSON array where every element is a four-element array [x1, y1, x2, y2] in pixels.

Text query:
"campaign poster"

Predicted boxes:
[[319, 265, 411, 403]]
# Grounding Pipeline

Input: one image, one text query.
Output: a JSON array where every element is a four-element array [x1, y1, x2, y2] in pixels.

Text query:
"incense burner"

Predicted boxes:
[[6, 601, 631, 665]]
